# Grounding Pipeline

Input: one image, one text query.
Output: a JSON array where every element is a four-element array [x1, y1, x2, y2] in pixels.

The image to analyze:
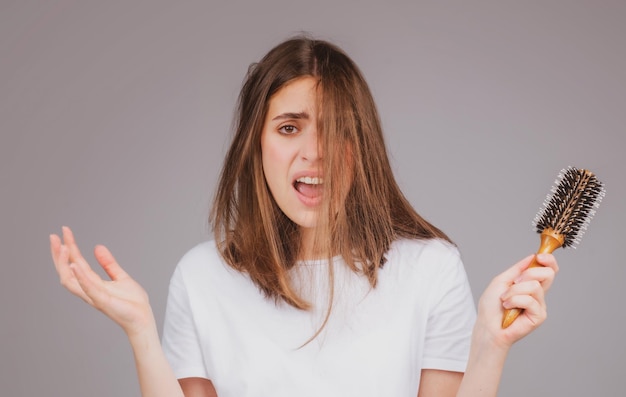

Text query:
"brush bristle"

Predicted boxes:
[[532, 166, 605, 248]]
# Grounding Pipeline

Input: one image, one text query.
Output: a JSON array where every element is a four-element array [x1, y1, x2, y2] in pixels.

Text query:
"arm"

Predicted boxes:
[[418, 254, 558, 397], [179, 378, 218, 397], [459, 253, 557, 396], [417, 369, 463, 396], [51, 226, 194, 397]]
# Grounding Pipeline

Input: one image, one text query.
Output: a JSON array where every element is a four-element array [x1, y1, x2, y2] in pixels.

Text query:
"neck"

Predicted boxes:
[[299, 227, 321, 261]]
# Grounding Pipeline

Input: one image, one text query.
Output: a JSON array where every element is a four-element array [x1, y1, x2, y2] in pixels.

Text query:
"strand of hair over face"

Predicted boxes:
[[211, 36, 452, 344]]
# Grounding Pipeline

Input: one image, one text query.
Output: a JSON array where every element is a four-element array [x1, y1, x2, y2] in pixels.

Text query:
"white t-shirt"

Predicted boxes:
[[162, 238, 476, 397]]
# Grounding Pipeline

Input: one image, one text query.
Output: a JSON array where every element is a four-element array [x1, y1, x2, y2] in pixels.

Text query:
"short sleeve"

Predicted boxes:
[[421, 249, 476, 372], [161, 264, 209, 380]]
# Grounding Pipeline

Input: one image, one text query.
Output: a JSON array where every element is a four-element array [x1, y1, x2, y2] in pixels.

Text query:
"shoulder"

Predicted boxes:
[[176, 240, 222, 270], [169, 240, 253, 300], [387, 237, 461, 267], [382, 238, 468, 294], [384, 238, 474, 318], [170, 240, 232, 287]]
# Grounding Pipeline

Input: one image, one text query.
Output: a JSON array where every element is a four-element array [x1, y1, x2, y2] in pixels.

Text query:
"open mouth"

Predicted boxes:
[[293, 176, 324, 199]]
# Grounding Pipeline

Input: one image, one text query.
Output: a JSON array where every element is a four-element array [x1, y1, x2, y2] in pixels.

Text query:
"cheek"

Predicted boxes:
[[261, 137, 291, 190]]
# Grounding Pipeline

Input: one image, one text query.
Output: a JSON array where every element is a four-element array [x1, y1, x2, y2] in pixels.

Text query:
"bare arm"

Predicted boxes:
[[179, 378, 218, 397], [458, 253, 558, 397], [418, 254, 558, 397], [51, 227, 186, 397], [417, 369, 462, 397]]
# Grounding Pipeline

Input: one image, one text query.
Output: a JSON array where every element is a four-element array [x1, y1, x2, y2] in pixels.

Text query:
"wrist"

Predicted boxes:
[[471, 321, 512, 357], [126, 316, 160, 350]]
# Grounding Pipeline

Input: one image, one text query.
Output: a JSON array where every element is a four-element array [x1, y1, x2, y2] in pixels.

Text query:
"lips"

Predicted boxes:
[[293, 175, 324, 204], [295, 181, 322, 198]]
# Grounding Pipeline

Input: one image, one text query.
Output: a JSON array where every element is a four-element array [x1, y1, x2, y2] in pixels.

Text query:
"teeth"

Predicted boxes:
[[296, 176, 323, 185]]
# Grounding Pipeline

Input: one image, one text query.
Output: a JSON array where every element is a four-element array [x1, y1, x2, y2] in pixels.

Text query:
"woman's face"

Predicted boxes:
[[261, 76, 323, 229]]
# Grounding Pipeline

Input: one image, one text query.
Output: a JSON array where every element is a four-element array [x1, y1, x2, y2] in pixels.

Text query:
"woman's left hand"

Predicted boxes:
[[475, 253, 559, 349]]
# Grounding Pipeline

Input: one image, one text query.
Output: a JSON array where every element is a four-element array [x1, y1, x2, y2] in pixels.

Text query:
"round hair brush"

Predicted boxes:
[[502, 166, 606, 328]]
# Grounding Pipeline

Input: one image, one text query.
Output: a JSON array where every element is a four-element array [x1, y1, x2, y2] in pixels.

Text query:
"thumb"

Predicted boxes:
[[94, 245, 129, 281]]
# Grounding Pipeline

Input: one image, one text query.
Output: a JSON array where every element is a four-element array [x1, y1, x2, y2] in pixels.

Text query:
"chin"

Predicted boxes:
[[290, 211, 319, 229]]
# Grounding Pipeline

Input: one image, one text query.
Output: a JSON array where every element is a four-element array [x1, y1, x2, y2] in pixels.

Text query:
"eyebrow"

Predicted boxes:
[[271, 112, 310, 121]]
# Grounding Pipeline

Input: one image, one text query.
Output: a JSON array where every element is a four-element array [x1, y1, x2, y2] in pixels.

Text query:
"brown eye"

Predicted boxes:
[[278, 124, 298, 135]]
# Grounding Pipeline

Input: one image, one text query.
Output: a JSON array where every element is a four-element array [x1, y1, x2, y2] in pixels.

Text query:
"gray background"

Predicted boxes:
[[2, 1, 624, 396]]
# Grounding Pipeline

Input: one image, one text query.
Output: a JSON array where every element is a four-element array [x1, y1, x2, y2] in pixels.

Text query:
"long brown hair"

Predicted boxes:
[[211, 36, 451, 312]]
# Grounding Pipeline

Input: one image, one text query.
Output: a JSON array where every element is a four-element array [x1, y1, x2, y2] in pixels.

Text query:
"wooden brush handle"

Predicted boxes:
[[501, 229, 564, 328]]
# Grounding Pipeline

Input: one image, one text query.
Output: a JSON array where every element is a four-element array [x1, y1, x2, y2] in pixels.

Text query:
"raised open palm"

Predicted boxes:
[[50, 227, 155, 337]]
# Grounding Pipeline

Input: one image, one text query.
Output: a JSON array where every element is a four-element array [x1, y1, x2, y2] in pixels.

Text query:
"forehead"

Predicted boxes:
[[266, 76, 319, 117]]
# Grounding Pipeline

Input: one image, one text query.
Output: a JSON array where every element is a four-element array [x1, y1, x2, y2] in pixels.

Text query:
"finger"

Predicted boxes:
[[62, 226, 88, 267], [58, 228, 101, 292], [94, 245, 129, 281], [50, 234, 70, 279], [534, 253, 559, 273], [69, 260, 109, 308], [493, 254, 535, 284], [57, 245, 93, 303], [502, 294, 546, 327], [54, 242, 72, 279], [501, 279, 546, 308], [50, 233, 62, 265], [515, 266, 557, 292]]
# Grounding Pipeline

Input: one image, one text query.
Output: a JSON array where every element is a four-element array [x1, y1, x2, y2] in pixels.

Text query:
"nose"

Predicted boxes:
[[301, 127, 322, 162]]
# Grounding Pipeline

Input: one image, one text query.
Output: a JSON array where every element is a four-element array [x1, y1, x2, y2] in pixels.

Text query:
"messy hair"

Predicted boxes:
[[211, 36, 451, 313]]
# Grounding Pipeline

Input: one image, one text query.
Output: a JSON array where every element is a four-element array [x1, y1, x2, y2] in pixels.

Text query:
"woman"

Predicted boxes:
[[50, 36, 558, 397]]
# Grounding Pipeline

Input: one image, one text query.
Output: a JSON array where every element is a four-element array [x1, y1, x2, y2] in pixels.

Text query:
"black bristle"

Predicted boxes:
[[532, 167, 605, 248]]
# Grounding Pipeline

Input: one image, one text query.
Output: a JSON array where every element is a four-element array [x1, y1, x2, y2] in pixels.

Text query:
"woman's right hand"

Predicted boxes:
[[50, 226, 155, 338]]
